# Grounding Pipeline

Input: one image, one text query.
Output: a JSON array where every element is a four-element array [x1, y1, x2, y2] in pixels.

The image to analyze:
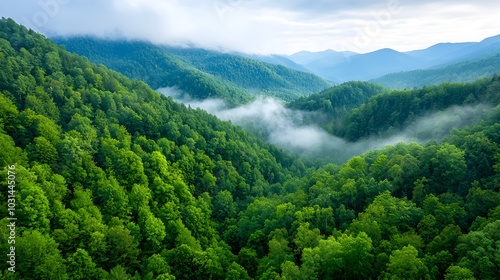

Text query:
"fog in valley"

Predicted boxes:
[[158, 87, 492, 162]]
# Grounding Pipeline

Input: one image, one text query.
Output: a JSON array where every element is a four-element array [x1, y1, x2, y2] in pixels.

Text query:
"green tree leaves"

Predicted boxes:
[[383, 245, 430, 280], [1, 18, 500, 280]]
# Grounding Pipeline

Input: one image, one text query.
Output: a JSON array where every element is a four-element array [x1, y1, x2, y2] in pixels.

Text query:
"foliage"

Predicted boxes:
[[337, 77, 500, 141], [55, 37, 331, 105], [0, 18, 499, 279], [372, 53, 500, 89]]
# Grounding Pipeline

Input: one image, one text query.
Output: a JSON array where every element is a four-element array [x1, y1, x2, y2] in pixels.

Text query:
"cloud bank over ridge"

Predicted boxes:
[[1, 0, 499, 54]]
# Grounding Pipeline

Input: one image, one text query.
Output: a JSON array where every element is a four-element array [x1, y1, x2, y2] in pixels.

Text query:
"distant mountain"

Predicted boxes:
[[161, 46, 332, 100], [405, 42, 475, 61], [55, 37, 332, 105], [372, 53, 500, 89], [239, 53, 312, 73], [437, 34, 500, 65], [288, 48, 428, 82], [287, 50, 357, 83], [288, 49, 357, 65], [288, 34, 500, 84], [318, 48, 429, 82], [55, 37, 252, 106]]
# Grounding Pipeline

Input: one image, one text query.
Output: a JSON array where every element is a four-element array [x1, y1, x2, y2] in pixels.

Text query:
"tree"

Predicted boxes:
[[30, 164, 68, 204], [16, 230, 68, 280], [165, 244, 203, 280], [238, 248, 259, 278], [145, 254, 171, 277], [383, 245, 430, 280], [350, 192, 422, 244], [445, 266, 476, 280], [15, 109, 61, 147], [108, 265, 131, 280], [0, 130, 26, 167], [95, 176, 131, 220], [300, 236, 342, 279], [280, 261, 303, 280], [456, 220, 500, 280], [106, 225, 140, 271], [337, 232, 374, 280], [294, 222, 321, 252], [128, 183, 152, 215], [226, 262, 251, 280], [213, 190, 237, 222], [268, 237, 293, 270], [138, 206, 166, 253], [426, 225, 462, 255], [27, 136, 58, 164], [66, 248, 103, 280], [429, 144, 467, 194], [15, 167, 51, 233]]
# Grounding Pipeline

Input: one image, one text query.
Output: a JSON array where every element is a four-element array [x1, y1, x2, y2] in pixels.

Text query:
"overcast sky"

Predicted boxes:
[[2, 0, 499, 54]]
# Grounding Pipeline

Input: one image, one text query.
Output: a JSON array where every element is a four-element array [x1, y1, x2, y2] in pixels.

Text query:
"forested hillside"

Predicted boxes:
[[372, 53, 500, 89], [0, 18, 296, 279], [163, 47, 332, 100], [53, 37, 253, 106], [1, 18, 500, 280], [55, 37, 331, 103], [337, 77, 500, 141], [287, 81, 389, 130]]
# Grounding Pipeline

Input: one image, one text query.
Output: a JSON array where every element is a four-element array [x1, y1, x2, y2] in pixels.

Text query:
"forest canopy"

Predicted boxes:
[[0, 18, 499, 280]]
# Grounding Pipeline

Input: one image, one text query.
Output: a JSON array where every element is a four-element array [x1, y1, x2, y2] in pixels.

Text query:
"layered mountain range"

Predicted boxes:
[[285, 34, 500, 85]]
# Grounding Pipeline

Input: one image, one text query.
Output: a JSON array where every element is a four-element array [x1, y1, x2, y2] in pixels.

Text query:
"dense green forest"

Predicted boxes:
[[1, 18, 500, 280], [287, 81, 389, 131], [53, 37, 253, 106], [288, 78, 500, 141], [372, 53, 500, 89], [55, 37, 331, 103], [161, 47, 332, 100], [336, 78, 500, 141]]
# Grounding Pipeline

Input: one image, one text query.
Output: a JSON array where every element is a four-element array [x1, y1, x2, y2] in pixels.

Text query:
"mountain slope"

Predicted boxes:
[[405, 42, 475, 60], [56, 37, 331, 103], [0, 18, 299, 278], [160, 46, 333, 100], [338, 76, 500, 141], [372, 53, 500, 89], [54, 37, 252, 106], [288, 50, 357, 83], [288, 34, 500, 83], [2, 18, 500, 280], [288, 49, 357, 65], [287, 81, 389, 130], [293, 48, 428, 82], [238, 53, 312, 73], [434, 34, 500, 65], [325, 48, 428, 81]]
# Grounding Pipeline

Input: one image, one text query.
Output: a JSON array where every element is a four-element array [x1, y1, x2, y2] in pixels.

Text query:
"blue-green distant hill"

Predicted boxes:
[[55, 37, 332, 105]]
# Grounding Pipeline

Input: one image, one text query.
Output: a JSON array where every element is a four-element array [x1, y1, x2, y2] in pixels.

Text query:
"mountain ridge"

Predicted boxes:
[[2, 18, 500, 280], [285, 34, 500, 83], [55, 37, 332, 104]]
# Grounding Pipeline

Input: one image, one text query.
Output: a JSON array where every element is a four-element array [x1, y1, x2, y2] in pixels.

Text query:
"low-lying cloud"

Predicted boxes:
[[158, 87, 492, 163]]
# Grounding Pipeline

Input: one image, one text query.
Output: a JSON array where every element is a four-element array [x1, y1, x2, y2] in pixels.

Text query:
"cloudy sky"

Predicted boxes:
[[2, 0, 499, 54]]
